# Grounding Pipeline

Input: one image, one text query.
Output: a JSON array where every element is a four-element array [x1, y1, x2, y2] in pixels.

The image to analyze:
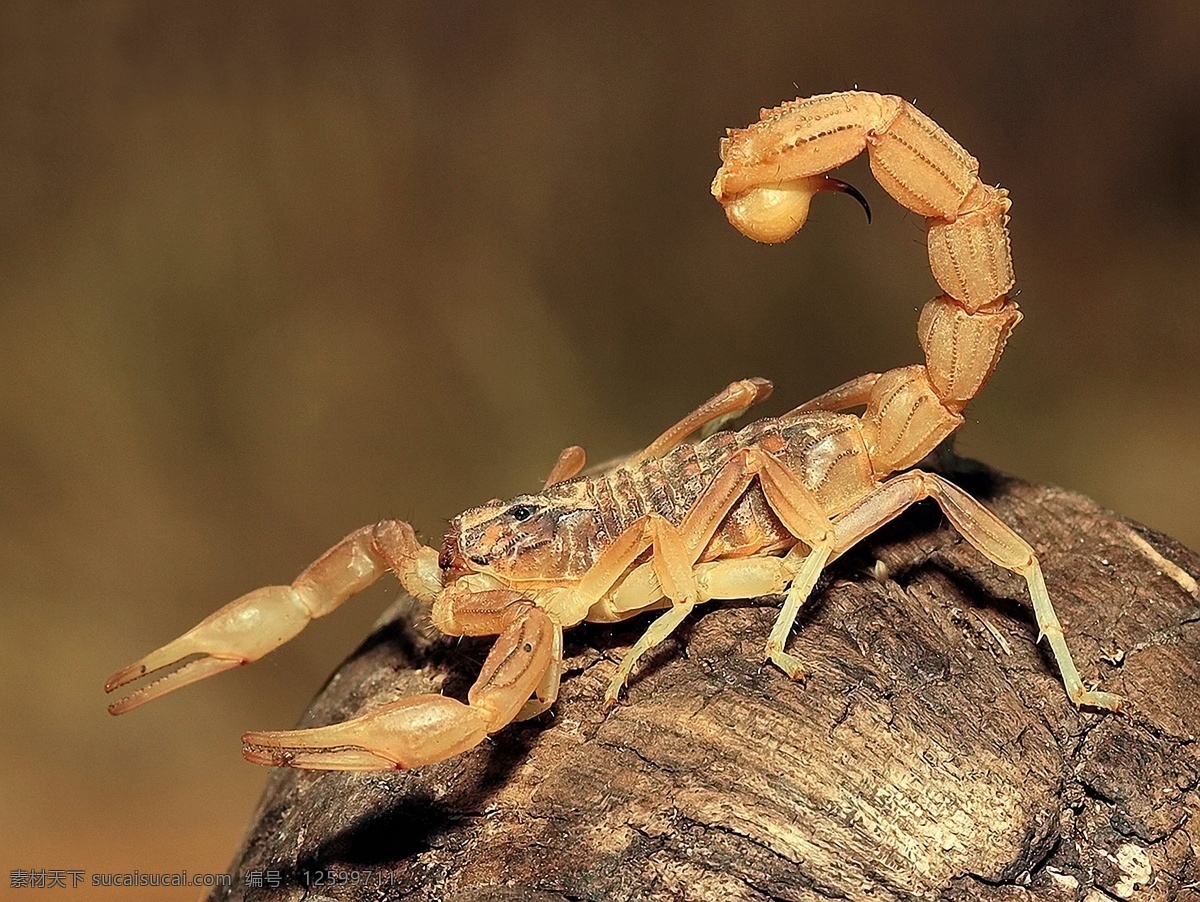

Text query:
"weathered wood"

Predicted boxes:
[[209, 459, 1199, 901]]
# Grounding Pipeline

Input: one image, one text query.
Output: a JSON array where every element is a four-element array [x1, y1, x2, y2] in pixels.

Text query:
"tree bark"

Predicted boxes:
[[208, 459, 1200, 902]]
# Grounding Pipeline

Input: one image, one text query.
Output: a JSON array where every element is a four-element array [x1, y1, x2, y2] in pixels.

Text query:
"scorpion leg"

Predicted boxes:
[[105, 520, 441, 714], [634, 378, 773, 462], [543, 378, 772, 488], [832, 471, 1123, 711], [571, 504, 732, 706], [543, 445, 587, 488], [243, 596, 556, 770], [596, 451, 775, 704], [602, 446, 839, 700], [596, 515, 702, 705], [633, 446, 837, 680], [604, 600, 695, 706], [749, 450, 836, 680], [789, 372, 881, 415], [599, 555, 794, 622]]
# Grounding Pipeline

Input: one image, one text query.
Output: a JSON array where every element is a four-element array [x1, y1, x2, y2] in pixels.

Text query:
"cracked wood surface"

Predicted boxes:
[[209, 461, 1200, 902]]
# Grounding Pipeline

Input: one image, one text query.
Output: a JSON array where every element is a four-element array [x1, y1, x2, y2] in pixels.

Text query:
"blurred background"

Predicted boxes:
[[2, 3, 1198, 898]]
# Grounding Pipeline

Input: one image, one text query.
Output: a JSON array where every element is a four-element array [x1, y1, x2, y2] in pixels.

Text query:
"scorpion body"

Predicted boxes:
[[107, 91, 1120, 773], [537, 409, 874, 592]]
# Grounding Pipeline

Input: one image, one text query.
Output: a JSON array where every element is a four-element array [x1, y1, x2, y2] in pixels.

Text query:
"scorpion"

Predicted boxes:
[[105, 90, 1121, 772]]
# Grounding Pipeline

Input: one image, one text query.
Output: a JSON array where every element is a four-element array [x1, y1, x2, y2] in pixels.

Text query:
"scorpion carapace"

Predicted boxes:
[[106, 91, 1120, 773]]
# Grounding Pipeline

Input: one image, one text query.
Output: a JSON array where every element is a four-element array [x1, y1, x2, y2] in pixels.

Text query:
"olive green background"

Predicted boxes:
[[3, 4, 1198, 897]]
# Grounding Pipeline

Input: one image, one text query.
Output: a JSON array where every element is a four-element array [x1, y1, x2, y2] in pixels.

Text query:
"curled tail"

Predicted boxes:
[[713, 91, 1021, 477]]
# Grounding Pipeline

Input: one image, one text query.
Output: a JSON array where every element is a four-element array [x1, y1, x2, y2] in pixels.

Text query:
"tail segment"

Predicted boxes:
[[713, 91, 1021, 476]]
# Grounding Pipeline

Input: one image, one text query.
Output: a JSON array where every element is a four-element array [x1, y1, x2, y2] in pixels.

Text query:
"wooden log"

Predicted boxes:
[[209, 459, 1200, 901]]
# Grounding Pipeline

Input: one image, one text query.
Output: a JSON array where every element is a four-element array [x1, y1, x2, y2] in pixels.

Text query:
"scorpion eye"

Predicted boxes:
[[507, 504, 536, 522]]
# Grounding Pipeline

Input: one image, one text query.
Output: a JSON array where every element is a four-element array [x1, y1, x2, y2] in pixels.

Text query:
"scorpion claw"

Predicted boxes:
[[242, 728, 398, 771], [242, 694, 493, 771], [106, 652, 246, 715], [105, 585, 315, 715]]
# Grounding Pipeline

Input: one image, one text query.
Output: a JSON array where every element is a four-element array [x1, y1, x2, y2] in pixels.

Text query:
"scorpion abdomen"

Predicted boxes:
[[587, 410, 876, 564]]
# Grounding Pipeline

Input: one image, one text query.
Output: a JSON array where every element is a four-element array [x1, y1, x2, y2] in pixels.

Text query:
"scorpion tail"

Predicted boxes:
[[716, 174, 870, 244], [713, 90, 1021, 477]]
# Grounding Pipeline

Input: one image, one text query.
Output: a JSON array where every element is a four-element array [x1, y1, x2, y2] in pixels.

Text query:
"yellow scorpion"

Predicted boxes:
[[106, 91, 1121, 771]]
